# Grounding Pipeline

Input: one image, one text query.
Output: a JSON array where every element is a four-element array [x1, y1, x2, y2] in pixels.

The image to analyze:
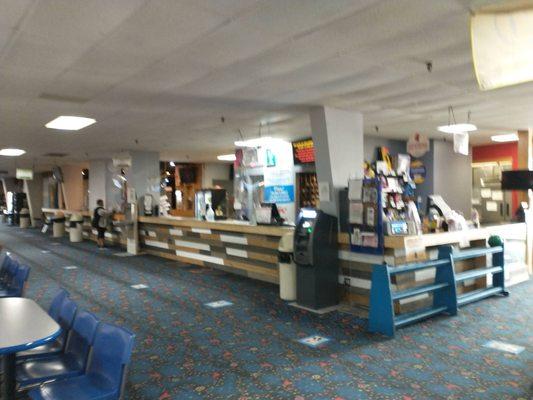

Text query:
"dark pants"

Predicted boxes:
[[97, 227, 106, 239]]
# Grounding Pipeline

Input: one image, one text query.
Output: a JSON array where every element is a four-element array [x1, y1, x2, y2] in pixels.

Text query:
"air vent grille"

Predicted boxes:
[[44, 153, 68, 158]]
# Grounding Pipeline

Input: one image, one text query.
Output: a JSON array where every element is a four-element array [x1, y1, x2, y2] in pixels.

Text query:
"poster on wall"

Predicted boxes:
[[407, 132, 430, 157], [262, 140, 296, 221], [264, 169, 294, 204], [410, 160, 426, 184]]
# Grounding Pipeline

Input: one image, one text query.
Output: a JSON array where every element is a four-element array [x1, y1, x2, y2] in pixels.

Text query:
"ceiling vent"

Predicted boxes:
[[44, 152, 68, 158], [39, 92, 89, 104]]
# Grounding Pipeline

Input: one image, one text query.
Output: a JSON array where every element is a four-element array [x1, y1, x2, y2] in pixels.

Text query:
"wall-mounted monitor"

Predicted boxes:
[[501, 170, 533, 191], [292, 138, 315, 164], [179, 166, 196, 184]]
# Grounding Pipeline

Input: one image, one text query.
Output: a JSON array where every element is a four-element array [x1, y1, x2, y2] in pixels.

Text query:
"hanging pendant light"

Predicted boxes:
[[437, 107, 477, 134]]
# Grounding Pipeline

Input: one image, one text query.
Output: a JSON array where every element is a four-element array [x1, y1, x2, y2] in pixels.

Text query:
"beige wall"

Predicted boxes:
[[62, 163, 89, 210]]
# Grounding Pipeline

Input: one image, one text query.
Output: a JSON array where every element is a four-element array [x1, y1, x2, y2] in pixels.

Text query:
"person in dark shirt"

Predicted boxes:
[[92, 199, 108, 248]]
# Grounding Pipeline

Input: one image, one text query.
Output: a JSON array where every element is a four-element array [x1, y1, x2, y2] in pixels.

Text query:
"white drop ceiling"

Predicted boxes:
[[0, 0, 532, 173]]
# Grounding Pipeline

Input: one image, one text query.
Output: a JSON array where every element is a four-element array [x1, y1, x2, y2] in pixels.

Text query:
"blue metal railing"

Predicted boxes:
[[368, 235, 509, 337]]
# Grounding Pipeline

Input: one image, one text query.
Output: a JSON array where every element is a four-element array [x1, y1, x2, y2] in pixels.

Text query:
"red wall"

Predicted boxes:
[[472, 142, 519, 213]]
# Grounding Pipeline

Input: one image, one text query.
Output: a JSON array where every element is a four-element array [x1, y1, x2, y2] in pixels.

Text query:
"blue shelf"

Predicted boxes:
[[368, 235, 508, 338]]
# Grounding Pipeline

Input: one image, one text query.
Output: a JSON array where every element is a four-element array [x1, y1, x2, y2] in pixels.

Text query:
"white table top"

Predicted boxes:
[[0, 297, 61, 355]]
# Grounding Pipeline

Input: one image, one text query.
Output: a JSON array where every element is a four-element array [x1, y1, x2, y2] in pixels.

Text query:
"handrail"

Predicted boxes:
[[453, 246, 503, 261], [389, 258, 450, 275]]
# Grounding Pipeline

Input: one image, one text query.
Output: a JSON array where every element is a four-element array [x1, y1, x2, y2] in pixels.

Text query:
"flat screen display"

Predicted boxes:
[[501, 170, 533, 190], [292, 138, 315, 164], [179, 167, 196, 184]]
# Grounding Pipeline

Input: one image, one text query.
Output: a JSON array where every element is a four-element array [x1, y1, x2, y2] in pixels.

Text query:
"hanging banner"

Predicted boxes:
[[453, 132, 469, 155], [263, 141, 295, 205], [407, 133, 430, 158]]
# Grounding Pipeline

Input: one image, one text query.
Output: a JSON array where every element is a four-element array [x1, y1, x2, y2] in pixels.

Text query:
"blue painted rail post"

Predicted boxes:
[[435, 245, 458, 316]]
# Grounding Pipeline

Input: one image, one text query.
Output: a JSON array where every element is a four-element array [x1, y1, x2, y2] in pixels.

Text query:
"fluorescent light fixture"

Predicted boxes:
[[437, 123, 477, 134], [234, 136, 284, 147], [491, 133, 519, 143], [45, 116, 96, 131], [217, 153, 236, 161], [0, 148, 25, 156], [472, 9, 533, 90]]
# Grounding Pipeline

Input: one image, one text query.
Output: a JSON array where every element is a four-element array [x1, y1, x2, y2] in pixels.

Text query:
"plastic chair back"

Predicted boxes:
[[48, 288, 70, 321], [6, 259, 19, 281], [65, 310, 99, 370], [87, 323, 135, 397], [9, 265, 30, 296], [58, 297, 78, 330]]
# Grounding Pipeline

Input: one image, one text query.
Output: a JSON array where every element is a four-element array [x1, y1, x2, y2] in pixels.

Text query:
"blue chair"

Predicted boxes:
[[17, 310, 100, 388], [17, 297, 78, 360], [48, 288, 70, 322], [0, 257, 18, 286], [0, 265, 30, 297], [29, 323, 135, 400]]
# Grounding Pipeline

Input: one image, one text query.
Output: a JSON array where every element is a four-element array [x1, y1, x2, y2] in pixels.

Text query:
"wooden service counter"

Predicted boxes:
[[138, 216, 292, 284], [339, 223, 529, 315]]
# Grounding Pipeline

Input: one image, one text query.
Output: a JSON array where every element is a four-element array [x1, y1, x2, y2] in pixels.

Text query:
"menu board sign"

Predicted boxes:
[[292, 138, 315, 164]]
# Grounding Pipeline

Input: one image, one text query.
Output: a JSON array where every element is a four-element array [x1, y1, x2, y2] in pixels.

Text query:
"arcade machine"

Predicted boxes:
[[293, 208, 338, 310]]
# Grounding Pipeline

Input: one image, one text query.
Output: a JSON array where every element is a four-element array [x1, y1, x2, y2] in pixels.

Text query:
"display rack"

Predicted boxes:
[[349, 178, 384, 255]]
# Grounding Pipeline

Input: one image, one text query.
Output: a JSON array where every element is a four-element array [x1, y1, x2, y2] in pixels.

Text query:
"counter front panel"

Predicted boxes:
[[138, 219, 283, 284]]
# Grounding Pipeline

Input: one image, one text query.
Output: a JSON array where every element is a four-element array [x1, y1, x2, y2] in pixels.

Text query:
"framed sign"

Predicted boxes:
[[407, 133, 429, 158]]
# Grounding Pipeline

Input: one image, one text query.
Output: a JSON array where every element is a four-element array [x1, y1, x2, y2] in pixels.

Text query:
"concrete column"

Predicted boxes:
[[23, 174, 44, 226], [432, 140, 472, 217], [125, 151, 160, 214], [88, 160, 110, 210], [309, 106, 364, 216]]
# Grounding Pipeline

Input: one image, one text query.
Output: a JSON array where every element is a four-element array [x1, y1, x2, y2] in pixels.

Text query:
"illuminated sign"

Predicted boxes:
[[292, 138, 315, 164], [16, 168, 33, 180]]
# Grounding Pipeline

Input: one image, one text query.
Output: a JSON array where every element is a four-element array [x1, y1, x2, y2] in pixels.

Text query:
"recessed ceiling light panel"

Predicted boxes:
[[45, 116, 96, 131], [491, 133, 519, 143], [217, 154, 236, 161], [0, 148, 26, 156]]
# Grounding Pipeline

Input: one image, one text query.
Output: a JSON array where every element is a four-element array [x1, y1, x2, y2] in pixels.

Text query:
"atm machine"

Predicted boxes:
[[293, 208, 338, 310]]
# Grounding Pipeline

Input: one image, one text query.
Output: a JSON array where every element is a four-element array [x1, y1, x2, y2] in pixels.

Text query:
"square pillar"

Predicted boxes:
[[309, 106, 364, 216]]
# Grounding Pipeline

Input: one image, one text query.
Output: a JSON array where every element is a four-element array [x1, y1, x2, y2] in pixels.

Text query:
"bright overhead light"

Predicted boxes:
[[0, 148, 25, 157], [471, 8, 533, 90], [437, 123, 477, 134], [169, 161, 176, 167], [217, 154, 236, 161], [45, 116, 96, 131], [234, 137, 286, 147], [491, 133, 519, 143]]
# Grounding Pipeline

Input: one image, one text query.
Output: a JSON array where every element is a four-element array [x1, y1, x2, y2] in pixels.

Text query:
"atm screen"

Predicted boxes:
[[301, 209, 317, 219]]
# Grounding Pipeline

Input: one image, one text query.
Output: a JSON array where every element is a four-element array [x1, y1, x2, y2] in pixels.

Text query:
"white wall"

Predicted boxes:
[[88, 160, 108, 210], [202, 163, 230, 187], [433, 140, 472, 217]]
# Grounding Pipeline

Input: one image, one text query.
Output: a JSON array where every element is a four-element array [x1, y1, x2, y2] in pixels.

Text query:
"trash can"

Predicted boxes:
[[52, 212, 66, 238], [278, 231, 296, 301], [19, 208, 31, 228], [69, 214, 84, 242]]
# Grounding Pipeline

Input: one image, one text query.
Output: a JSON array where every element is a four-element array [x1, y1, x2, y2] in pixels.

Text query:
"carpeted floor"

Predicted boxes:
[[1, 225, 531, 399]]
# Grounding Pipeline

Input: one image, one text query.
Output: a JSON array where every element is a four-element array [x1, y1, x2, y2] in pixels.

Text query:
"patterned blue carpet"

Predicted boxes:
[[1, 225, 531, 400]]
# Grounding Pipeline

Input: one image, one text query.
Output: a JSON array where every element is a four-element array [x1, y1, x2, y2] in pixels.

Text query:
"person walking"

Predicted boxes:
[[92, 199, 108, 248]]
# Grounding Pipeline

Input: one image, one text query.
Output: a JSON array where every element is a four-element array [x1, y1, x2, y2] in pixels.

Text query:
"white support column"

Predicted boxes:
[[309, 106, 364, 216]]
